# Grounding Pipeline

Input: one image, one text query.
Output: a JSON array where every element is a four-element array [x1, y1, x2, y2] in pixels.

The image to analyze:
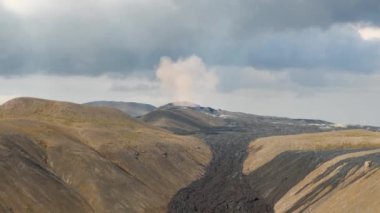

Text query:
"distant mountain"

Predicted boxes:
[[84, 101, 156, 117], [142, 102, 379, 135], [141, 102, 228, 134]]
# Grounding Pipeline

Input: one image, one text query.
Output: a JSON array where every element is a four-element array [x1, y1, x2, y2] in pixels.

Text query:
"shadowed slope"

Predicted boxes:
[[243, 130, 380, 213]]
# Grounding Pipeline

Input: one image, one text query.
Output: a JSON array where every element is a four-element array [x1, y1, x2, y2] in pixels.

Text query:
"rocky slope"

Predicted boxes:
[[0, 98, 211, 213], [243, 130, 380, 213], [141, 103, 380, 213]]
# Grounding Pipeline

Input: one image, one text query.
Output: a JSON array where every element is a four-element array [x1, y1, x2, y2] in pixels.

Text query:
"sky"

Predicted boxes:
[[1, 0, 380, 126]]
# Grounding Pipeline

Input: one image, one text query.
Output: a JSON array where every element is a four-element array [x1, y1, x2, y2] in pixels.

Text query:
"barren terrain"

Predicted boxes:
[[1, 98, 380, 213], [0, 98, 211, 213]]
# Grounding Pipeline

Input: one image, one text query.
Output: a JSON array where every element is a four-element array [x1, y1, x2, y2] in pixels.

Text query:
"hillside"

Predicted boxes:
[[243, 130, 380, 213], [84, 101, 156, 117], [0, 98, 211, 213], [141, 103, 228, 134]]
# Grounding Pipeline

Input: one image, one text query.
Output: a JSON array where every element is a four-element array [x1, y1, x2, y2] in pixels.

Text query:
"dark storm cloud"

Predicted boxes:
[[234, 0, 380, 30], [0, 0, 380, 76]]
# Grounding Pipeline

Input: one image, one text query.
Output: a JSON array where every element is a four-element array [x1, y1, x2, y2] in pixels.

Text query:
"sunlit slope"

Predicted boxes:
[[0, 97, 211, 213], [243, 130, 380, 213]]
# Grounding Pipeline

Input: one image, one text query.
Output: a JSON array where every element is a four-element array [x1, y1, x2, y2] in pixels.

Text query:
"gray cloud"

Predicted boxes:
[[0, 0, 380, 77], [240, 26, 380, 72]]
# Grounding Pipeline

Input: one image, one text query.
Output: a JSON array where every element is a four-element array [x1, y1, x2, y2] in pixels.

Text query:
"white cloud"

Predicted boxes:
[[355, 25, 380, 40], [0, 0, 55, 15], [156, 55, 219, 103], [0, 0, 177, 16]]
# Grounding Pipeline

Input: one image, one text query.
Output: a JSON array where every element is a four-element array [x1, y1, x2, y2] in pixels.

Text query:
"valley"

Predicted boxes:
[[1, 98, 380, 213]]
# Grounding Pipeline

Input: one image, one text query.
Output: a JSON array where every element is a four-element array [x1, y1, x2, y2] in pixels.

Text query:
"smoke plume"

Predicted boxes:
[[156, 55, 218, 103]]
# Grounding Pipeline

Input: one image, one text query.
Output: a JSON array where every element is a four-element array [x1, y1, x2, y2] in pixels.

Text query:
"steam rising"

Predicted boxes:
[[156, 55, 218, 103]]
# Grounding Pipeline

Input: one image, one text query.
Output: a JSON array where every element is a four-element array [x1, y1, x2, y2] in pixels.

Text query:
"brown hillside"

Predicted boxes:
[[0, 98, 211, 213]]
